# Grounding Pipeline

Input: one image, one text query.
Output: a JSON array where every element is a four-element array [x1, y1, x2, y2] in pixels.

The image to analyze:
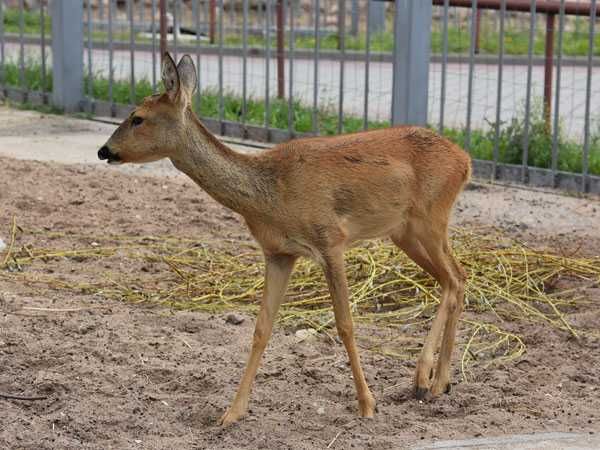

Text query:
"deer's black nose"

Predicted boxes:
[[98, 146, 111, 160]]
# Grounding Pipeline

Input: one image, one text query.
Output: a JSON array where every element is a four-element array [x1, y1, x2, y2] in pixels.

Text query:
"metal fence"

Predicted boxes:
[[0, 0, 599, 194]]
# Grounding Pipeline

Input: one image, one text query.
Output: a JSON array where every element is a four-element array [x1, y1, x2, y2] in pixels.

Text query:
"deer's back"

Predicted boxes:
[[260, 126, 471, 206]]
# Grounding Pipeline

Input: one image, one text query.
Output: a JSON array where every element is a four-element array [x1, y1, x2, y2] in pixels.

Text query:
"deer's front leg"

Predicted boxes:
[[323, 249, 376, 418], [220, 254, 296, 426]]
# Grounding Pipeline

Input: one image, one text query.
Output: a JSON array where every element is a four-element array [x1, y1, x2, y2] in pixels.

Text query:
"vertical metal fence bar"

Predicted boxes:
[[242, 0, 248, 126], [261, 0, 266, 35], [0, 0, 4, 91], [109, 0, 114, 114], [218, 0, 224, 130], [229, 0, 235, 33], [313, 0, 320, 133], [265, 0, 272, 128], [288, 0, 295, 136], [160, 0, 167, 59], [86, 0, 93, 110], [194, 0, 201, 111], [276, 0, 284, 99], [369, 0, 385, 35], [474, 7, 482, 53], [139, 0, 145, 24], [50, 1, 84, 112], [465, 0, 478, 152], [544, 13, 555, 130], [439, 0, 449, 134], [152, 0, 157, 91], [351, 0, 359, 35], [582, 0, 597, 192], [363, 0, 370, 131], [18, 0, 24, 91], [204, 0, 209, 33], [551, 0, 565, 185], [337, 0, 346, 134], [521, 0, 536, 183], [492, 0, 506, 180], [173, 0, 179, 61], [129, 0, 136, 105], [209, 0, 217, 44], [283, 0, 287, 49], [391, 1, 431, 126], [40, 0, 47, 98]]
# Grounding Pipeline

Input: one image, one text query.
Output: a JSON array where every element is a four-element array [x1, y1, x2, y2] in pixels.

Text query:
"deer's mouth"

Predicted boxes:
[[106, 155, 123, 165], [98, 146, 122, 164]]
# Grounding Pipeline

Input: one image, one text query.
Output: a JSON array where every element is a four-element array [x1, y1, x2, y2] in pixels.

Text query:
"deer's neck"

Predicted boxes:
[[170, 111, 271, 215]]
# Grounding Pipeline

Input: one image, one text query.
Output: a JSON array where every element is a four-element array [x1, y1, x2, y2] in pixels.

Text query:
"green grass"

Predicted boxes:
[[430, 23, 600, 57], [443, 102, 600, 175], [223, 30, 395, 54], [193, 88, 390, 134], [3, 7, 51, 35], [82, 72, 389, 134], [2, 58, 599, 177], [84, 74, 154, 106], [0, 58, 52, 91], [225, 26, 600, 57]]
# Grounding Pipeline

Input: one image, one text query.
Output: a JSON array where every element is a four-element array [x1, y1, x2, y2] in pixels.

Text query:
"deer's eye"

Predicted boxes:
[[132, 116, 144, 127]]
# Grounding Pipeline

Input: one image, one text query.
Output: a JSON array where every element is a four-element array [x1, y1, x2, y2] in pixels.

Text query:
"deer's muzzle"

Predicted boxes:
[[98, 146, 122, 164]]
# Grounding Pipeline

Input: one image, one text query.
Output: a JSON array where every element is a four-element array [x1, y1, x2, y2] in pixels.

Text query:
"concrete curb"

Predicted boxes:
[[413, 432, 600, 450]]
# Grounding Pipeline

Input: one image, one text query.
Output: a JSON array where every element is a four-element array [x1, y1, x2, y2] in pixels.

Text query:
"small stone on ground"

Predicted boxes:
[[225, 313, 245, 325]]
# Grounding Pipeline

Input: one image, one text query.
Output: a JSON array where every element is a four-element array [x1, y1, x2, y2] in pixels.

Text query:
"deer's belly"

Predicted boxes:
[[341, 212, 408, 243]]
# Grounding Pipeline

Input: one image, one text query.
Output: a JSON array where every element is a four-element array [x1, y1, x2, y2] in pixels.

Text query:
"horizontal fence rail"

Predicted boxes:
[[432, 0, 600, 15], [0, 0, 599, 195]]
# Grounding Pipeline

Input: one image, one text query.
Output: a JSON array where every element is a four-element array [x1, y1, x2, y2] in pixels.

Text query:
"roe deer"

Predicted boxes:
[[98, 53, 471, 426]]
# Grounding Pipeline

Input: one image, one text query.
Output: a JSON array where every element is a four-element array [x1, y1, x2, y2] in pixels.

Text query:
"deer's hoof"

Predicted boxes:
[[358, 396, 376, 418], [430, 379, 451, 397], [414, 386, 430, 401], [219, 408, 245, 427]]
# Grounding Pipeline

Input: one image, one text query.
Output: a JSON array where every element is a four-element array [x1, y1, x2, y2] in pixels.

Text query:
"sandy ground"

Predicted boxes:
[[1, 107, 600, 449]]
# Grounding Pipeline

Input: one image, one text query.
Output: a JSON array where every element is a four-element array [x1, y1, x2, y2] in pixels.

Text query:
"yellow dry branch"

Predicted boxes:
[[1, 223, 599, 380]]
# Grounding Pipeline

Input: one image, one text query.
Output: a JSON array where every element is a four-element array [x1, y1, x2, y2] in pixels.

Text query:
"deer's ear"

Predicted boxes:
[[176, 55, 197, 105], [161, 53, 180, 101]]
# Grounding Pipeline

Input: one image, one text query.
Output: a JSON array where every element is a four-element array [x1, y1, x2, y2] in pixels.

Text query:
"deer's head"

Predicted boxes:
[[98, 53, 197, 165]]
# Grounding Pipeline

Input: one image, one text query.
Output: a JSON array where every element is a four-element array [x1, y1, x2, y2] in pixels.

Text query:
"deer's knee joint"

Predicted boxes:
[[448, 270, 466, 293], [252, 327, 269, 349], [453, 271, 466, 309]]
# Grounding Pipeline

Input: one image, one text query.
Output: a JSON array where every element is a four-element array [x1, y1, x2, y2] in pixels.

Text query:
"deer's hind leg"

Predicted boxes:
[[391, 222, 465, 399], [430, 243, 466, 396]]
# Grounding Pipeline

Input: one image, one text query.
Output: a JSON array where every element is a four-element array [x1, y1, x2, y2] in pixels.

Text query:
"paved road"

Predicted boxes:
[[3, 42, 599, 137]]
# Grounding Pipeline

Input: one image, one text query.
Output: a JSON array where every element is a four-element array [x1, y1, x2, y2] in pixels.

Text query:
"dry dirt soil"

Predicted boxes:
[[1, 156, 600, 450]]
